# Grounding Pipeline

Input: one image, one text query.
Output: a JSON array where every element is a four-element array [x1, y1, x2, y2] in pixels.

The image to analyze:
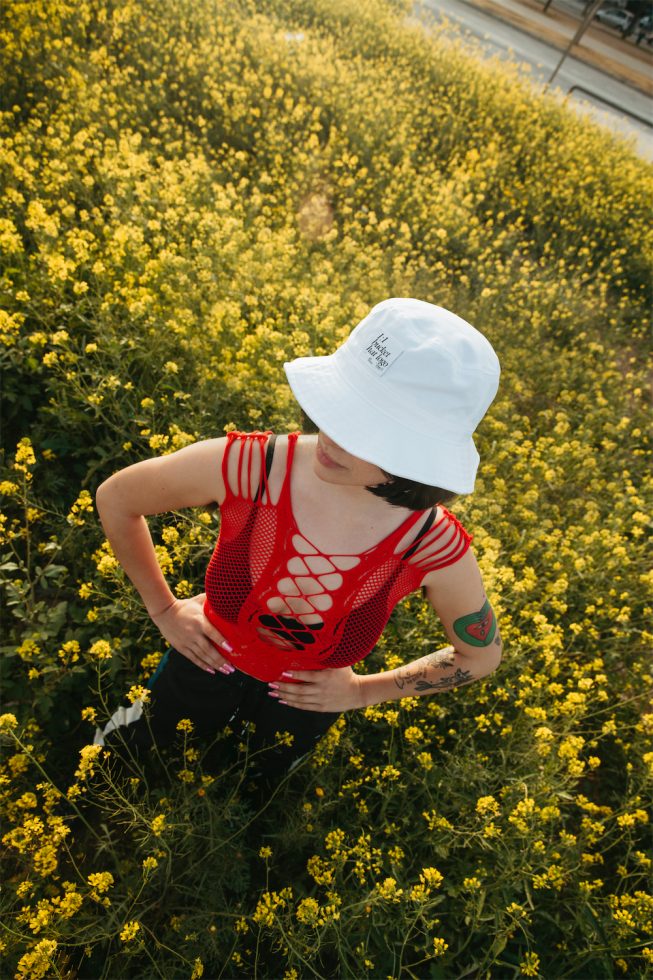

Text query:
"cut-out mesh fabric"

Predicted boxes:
[[204, 432, 472, 681]]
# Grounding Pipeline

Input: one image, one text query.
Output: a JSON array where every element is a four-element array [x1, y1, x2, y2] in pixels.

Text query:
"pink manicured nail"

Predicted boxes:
[[281, 671, 293, 678], [268, 691, 279, 698], [221, 641, 233, 653], [279, 700, 288, 706], [268, 683, 279, 690], [205, 667, 216, 675]]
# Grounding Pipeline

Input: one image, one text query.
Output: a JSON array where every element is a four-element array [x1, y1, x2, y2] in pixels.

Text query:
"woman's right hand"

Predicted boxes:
[[151, 594, 235, 675]]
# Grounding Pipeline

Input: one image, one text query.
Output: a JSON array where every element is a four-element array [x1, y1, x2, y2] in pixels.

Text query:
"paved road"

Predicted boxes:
[[414, 0, 653, 161]]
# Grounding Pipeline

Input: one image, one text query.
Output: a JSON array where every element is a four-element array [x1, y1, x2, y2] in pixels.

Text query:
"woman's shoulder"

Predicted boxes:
[[222, 430, 303, 504], [407, 504, 473, 581]]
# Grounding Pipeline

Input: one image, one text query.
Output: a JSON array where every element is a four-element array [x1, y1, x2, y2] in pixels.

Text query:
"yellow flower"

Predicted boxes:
[[176, 718, 194, 733], [433, 937, 449, 956], [374, 877, 403, 902], [17, 638, 40, 662], [140, 651, 163, 676], [252, 887, 293, 926], [190, 959, 204, 980], [142, 856, 158, 872], [307, 855, 334, 886], [67, 489, 94, 525], [14, 437, 36, 473], [476, 795, 500, 817], [259, 846, 273, 859], [617, 810, 649, 828], [58, 640, 81, 665], [120, 920, 141, 942], [126, 685, 150, 704], [56, 890, 83, 918], [519, 951, 540, 976], [275, 729, 295, 747], [88, 640, 112, 660], [74, 744, 103, 781], [0, 713, 18, 730], [409, 883, 429, 902], [15, 938, 57, 979], [155, 545, 174, 573], [422, 811, 454, 832], [463, 876, 482, 890], [87, 871, 114, 894], [151, 814, 166, 835], [16, 792, 37, 809], [483, 822, 502, 838], [404, 725, 424, 742], [175, 579, 194, 598], [33, 844, 58, 877], [296, 897, 320, 924], [81, 707, 97, 723]]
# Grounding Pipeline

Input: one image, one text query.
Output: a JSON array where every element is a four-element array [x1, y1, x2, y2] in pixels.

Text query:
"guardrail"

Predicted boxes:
[[568, 85, 653, 128]]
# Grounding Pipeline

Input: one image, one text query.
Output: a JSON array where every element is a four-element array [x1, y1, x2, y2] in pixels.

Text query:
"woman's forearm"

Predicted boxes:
[[95, 485, 176, 618], [358, 645, 501, 708]]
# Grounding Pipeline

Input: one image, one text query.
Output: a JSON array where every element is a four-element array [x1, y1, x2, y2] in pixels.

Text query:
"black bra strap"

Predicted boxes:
[[402, 507, 437, 561], [253, 433, 277, 503]]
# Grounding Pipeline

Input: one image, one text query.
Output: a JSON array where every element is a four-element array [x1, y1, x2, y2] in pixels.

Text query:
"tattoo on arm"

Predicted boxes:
[[393, 649, 455, 690], [413, 667, 474, 692], [393, 651, 474, 693], [453, 598, 497, 647]]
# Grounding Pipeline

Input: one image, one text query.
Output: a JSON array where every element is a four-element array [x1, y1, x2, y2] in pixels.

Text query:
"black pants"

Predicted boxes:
[[96, 649, 341, 790]]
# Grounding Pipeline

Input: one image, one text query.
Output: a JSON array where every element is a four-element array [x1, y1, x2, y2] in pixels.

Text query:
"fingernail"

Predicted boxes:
[[219, 666, 232, 675], [221, 641, 233, 653], [268, 691, 279, 698], [281, 671, 293, 678], [279, 700, 288, 705], [205, 667, 216, 675], [268, 683, 279, 690]]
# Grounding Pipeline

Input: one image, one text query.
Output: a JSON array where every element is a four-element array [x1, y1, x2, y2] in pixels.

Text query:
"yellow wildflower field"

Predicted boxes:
[[1, 0, 651, 977]]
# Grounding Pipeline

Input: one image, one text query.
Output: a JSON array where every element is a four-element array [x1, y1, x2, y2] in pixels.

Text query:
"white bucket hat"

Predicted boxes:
[[283, 297, 500, 494]]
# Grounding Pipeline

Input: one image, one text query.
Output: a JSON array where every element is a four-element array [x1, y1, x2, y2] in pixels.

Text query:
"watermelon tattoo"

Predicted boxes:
[[454, 599, 497, 647]]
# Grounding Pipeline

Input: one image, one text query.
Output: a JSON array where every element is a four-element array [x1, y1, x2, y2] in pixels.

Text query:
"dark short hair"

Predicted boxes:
[[366, 471, 457, 511], [300, 410, 457, 511]]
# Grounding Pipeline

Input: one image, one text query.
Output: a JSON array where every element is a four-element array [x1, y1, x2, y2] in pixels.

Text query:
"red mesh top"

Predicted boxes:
[[204, 431, 472, 682]]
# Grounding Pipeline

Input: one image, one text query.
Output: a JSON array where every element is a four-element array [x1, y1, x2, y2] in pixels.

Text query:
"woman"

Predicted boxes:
[[94, 298, 502, 790]]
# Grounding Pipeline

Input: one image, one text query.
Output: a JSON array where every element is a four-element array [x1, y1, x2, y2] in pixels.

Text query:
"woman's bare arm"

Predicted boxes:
[[359, 549, 502, 705], [95, 438, 233, 673]]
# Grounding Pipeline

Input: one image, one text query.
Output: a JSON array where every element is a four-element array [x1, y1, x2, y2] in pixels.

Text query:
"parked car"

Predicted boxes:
[[596, 7, 634, 29]]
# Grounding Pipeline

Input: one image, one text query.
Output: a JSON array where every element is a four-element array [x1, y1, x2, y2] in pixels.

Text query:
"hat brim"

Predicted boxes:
[[284, 354, 479, 494]]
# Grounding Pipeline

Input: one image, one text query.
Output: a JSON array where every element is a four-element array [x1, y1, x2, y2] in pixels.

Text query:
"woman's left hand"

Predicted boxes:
[[268, 667, 363, 713]]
